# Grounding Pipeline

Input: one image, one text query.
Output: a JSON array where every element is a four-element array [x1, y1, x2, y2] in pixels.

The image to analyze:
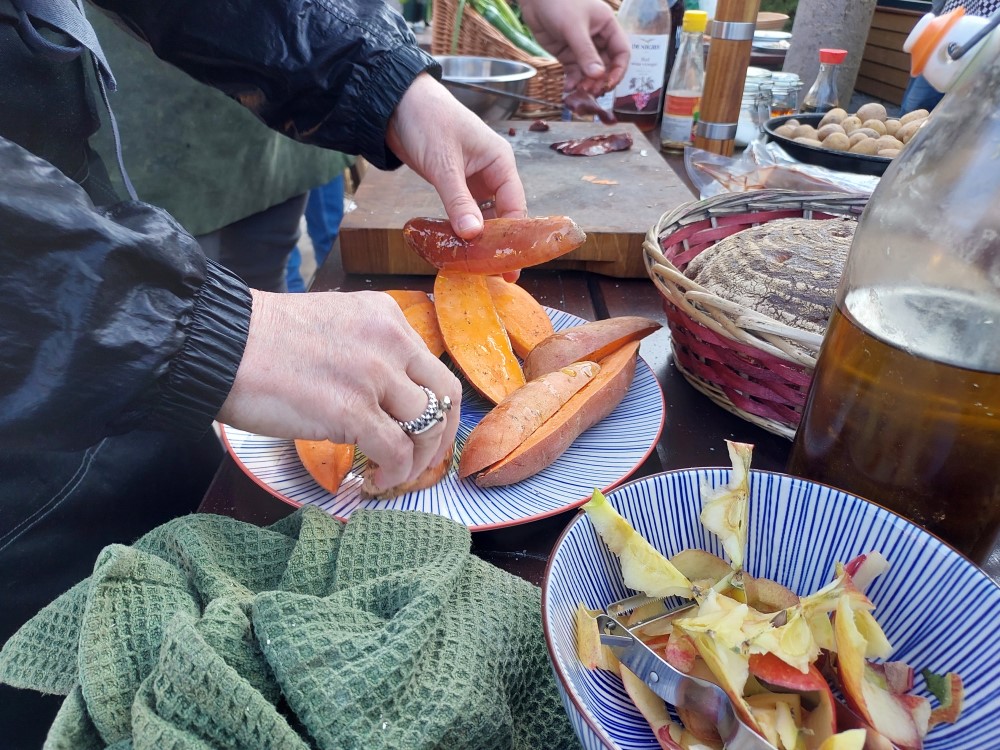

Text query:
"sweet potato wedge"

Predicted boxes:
[[403, 216, 586, 275], [384, 289, 431, 311], [459, 360, 600, 478], [434, 271, 524, 405], [294, 440, 356, 494], [523, 316, 660, 381], [475, 341, 639, 487], [361, 443, 453, 500], [485, 276, 554, 358], [403, 300, 446, 357]]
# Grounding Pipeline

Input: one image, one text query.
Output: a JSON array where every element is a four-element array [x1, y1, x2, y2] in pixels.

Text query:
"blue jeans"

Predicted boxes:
[[286, 175, 346, 292], [900, 74, 944, 115]]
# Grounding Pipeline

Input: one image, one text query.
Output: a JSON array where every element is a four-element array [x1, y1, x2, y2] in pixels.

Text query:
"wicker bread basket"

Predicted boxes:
[[643, 190, 869, 439], [431, 0, 620, 118]]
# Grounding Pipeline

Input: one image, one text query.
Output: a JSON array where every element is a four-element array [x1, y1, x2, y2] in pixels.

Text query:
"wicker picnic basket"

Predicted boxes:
[[643, 190, 869, 439], [431, 0, 620, 118]]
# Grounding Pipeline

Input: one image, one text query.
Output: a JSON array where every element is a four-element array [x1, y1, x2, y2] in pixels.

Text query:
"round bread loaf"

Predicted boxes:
[[683, 217, 855, 336]]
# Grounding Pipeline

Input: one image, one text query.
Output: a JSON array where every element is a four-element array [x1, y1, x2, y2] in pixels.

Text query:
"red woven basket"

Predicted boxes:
[[643, 190, 869, 439]]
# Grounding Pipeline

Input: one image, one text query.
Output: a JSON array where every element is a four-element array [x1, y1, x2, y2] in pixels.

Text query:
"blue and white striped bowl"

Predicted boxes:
[[542, 469, 1000, 749]]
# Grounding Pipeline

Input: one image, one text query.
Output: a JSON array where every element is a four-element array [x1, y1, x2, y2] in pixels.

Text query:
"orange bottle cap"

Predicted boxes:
[[819, 49, 848, 64], [909, 7, 966, 76]]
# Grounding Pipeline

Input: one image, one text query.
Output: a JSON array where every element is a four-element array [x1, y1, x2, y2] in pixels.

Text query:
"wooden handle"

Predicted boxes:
[[693, 0, 761, 156]]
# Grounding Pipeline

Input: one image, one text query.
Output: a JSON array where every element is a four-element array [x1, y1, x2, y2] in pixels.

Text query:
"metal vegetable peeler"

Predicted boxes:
[[598, 597, 778, 750]]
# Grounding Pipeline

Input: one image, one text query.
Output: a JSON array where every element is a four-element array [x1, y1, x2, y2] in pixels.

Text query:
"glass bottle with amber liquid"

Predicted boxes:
[[800, 48, 846, 114], [787, 26, 1000, 563], [612, 0, 672, 132]]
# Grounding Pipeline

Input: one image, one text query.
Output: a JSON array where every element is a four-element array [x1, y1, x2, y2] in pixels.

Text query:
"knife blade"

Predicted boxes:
[[442, 78, 564, 110]]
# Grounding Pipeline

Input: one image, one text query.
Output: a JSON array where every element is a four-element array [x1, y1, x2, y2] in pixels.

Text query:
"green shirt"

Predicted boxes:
[[90, 7, 353, 236]]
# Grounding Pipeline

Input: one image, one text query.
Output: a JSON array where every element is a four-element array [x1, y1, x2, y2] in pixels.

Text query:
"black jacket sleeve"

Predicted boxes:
[[0, 137, 251, 451], [92, 0, 441, 169]]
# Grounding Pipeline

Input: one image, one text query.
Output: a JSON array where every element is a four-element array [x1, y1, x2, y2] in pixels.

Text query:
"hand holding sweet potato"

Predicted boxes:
[[403, 216, 586, 275]]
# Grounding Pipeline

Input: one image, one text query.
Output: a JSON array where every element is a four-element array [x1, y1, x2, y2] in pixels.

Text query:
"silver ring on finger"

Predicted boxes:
[[395, 386, 453, 436]]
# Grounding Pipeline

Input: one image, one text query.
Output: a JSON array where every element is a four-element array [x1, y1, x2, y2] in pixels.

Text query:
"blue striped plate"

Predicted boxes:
[[220, 307, 664, 530], [542, 469, 1000, 749]]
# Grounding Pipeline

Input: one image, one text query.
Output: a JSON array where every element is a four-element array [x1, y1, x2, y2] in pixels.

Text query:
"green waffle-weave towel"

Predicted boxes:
[[0, 507, 579, 749]]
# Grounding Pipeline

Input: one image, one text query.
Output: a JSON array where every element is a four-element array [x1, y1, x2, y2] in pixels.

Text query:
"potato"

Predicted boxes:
[[823, 132, 851, 151], [435, 271, 524, 405], [295, 440, 355, 494], [403, 216, 585, 274], [775, 124, 798, 138], [459, 361, 600, 478], [839, 115, 863, 133], [849, 131, 871, 146], [784, 118, 801, 129], [861, 119, 887, 136], [818, 107, 848, 127], [884, 119, 902, 137], [849, 138, 879, 155], [476, 341, 640, 487], [878, 148, 901, 158], [792, 124, 818, 140], [856, 102, 888, 122], [900, 108, 930, 125], [897, 118, 926, 144], [403, 300, 446, 357], [793, 136, 823, 147], [851, 127, 881, 141], [523, 315, 660, 381], [486, 276, 554, 359], [816, 123, 846, 141], [384, 289, 431, 311], [874, 135, 904, 152], [363, 444, 453, 499]]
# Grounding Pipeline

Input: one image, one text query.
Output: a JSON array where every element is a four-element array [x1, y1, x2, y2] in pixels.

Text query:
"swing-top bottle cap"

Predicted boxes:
[[818, 49, 848, 65]]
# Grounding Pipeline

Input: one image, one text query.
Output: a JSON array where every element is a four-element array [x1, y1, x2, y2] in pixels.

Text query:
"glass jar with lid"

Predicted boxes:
[[769, 72, 802, 117]]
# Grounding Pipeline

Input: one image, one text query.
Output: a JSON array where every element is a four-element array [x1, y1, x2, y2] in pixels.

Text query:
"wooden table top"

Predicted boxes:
[[198, 155, 1000, 587]]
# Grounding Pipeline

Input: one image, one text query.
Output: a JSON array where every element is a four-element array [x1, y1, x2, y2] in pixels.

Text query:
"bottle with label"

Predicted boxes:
[[612, 0, 673, 132], [660, 9, 708, 151], [787, 23, 1000, 563], [800, 48, 847, 114]]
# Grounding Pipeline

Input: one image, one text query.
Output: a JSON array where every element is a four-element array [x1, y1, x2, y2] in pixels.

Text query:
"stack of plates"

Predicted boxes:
[[753, 30, 791, 51]]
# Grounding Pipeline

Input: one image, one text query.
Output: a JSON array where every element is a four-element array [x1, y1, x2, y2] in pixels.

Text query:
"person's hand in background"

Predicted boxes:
[[519, 0, 630, 94], [217, 289, 462, 493]]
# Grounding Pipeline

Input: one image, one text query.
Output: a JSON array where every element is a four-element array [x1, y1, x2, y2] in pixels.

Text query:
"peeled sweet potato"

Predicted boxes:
[[475, 341, 639, 487], [294, 440, 356, 494], [361, 443, 453, 500], [485, 275, 554, 358], [403, 300, 446, 357], [384, 289, 431, 311], [403, 216, 586, 275], [434, 271, 524, 405], [459, 360, 600, 478], [523, 315, 660, 381]]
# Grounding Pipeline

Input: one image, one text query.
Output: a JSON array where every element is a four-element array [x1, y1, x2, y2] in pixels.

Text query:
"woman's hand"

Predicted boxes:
[[217, 289, 462, 493], [386, 73, 527, 240]]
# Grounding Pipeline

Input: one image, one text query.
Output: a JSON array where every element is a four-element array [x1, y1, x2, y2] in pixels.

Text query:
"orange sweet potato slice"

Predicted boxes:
[[459, 360, 600, 478], [434, 271, 525, 405], [485, 275, 555, 359], [294, 440, 356, 494], [403, 216, 586, 275], [476, 341, 639, 487], [384, 289, 431, 311], [403, 300, 446, 357], [361, 443, 454, 500], [523, 316, 660, 381]]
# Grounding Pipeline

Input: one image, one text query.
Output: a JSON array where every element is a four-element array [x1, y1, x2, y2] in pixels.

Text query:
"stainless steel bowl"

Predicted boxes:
[[434, 56, 537, 123]]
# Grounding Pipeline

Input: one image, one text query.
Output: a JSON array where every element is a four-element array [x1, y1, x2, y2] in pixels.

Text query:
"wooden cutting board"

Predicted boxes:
[[339, 120, 694, 278]]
